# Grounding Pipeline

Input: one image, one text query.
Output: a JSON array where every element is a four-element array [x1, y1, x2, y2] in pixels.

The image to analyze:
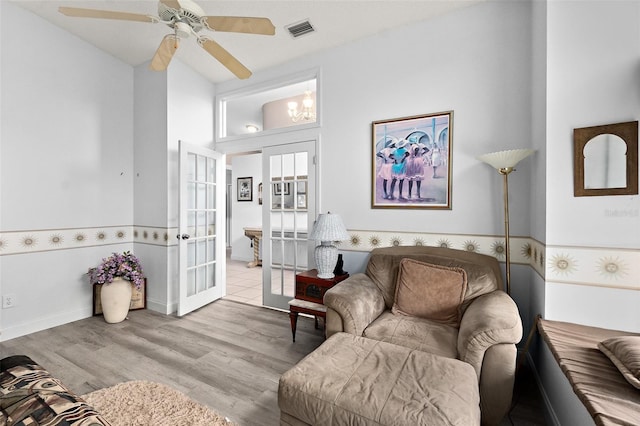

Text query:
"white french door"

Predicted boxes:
[[177, 141, 226, 316], [262, 141, 316, 310]]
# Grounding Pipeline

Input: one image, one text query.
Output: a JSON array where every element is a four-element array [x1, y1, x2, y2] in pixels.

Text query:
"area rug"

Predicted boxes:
[[82, 380, 236, 426]]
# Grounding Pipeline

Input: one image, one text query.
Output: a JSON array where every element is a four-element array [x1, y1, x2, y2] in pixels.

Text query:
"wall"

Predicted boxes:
[[133, 63, 170, 313], [219, 1, 534, 237], [165, 60, 217, 309], [535, 2, 640, 424], [132, 58, 217, 314], [230, 154, 262, 262], [0, 2, 134, 339], [544, 0, 640, 332]]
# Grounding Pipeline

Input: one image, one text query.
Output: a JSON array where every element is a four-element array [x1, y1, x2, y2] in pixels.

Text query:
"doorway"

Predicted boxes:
[[223, 139, 316, 310]]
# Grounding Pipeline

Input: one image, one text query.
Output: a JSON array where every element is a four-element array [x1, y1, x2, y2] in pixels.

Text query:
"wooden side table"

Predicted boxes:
[[288, 269, 349, 342]]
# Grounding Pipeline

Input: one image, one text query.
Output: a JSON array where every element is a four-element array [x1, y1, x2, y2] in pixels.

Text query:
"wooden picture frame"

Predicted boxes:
[[573, 121, 638, 197], [237, 177, 253, 201], [93, 278, 147, 316], [372, 111, 453, 209]]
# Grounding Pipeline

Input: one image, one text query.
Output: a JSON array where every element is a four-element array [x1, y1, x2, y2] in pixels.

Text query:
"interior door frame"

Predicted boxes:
[[216, 128, 321, 306]]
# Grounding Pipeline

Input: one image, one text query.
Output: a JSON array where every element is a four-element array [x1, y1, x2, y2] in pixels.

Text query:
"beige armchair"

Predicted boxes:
[[324, 246, 523, 426]]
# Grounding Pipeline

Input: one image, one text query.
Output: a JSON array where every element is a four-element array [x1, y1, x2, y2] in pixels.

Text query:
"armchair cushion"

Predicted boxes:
[[392, 258, 467, 327], [364, 311, 459, 358]]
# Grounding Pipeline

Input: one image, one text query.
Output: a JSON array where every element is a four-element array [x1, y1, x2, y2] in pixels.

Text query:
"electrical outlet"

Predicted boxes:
[[2, 294, 16, 309]]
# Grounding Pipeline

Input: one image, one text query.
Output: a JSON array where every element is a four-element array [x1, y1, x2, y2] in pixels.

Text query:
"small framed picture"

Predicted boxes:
[[237, 177, 253, 201], [93, 278, 147, 316], [273, 182, 290, 196]]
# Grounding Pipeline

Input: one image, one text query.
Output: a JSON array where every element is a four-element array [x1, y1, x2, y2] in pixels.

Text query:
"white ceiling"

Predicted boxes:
[[12, 0, 483, 84]]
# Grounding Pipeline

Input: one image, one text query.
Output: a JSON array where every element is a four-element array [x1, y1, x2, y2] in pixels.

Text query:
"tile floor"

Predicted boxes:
[[225, 256, 297, 307], [225, 257, 263, 306]]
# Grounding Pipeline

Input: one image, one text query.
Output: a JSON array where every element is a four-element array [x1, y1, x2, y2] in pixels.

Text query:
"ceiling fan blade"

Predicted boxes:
[[159, 0, 183, 11], [58, 7, 155, 23], [204, 16, 275, 35], [198, 38, 252, 80], [149, 35, 180, 71]]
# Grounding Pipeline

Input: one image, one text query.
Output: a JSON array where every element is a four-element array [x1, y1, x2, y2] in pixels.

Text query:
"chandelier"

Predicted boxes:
[[287, 91, 316, 122]]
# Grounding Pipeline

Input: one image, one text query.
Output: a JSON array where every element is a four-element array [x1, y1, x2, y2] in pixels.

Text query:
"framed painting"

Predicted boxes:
[[237, 177, 253, 201], [372, 111, 453, 209]]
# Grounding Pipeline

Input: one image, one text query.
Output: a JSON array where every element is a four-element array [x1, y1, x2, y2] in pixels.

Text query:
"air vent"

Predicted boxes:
[[286, 20, 315, 38]]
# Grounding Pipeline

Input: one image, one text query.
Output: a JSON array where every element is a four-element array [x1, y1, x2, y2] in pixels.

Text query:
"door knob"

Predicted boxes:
[[177, 234, 190, 240]]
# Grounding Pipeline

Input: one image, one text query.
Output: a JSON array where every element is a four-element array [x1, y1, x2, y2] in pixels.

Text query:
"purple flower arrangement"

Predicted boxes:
[[90, 251, 145, 290]]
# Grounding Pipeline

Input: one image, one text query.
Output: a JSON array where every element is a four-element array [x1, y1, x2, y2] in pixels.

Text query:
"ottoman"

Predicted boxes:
[[278, 333, 480, 425]]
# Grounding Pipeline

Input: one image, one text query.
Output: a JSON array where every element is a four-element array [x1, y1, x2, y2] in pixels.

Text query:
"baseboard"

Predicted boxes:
[[524, 351, 561, 426], [146, 298, 175, 315], [0, 307, 93, 342]]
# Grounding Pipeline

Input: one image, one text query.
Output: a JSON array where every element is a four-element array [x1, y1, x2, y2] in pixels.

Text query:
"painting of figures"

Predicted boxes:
[[372, 111, 453, 209]]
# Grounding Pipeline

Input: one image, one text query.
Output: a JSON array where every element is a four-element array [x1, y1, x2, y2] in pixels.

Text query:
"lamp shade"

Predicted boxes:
[[309, 213, 350, 242], [309, 213, 349, 279], [478, 149, 535, 170]]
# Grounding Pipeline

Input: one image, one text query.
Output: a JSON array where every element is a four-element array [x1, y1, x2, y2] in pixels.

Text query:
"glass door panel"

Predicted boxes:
[[178, 142, 225, 316], [262, 141, 315, 310]]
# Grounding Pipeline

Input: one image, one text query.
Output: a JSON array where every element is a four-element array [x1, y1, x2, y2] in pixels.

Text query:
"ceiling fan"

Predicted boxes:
[[58, 0, 276, 79]]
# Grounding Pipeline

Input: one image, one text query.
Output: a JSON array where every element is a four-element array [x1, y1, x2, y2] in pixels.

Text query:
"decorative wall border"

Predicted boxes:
[[0, 225, 177, 256], [546, 245, 639, 290], [340, 228, 535, 264], [1, 226, 637, 291], [340, 229, 638, 291]]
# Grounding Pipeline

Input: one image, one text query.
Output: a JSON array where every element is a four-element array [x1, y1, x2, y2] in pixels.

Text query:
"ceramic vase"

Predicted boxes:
[[100, 277, 132, 323]]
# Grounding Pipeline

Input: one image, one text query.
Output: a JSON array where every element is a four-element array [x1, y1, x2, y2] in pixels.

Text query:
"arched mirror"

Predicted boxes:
[[574, 120, 638, 196]]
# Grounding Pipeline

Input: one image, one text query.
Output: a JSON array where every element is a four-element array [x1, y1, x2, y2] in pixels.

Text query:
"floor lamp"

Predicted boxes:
[[478, 149, 535, 296]]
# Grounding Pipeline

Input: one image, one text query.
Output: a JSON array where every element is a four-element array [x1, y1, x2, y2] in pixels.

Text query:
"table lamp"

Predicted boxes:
[[477, 148, 535, 295], [309, 212, 350, 279]]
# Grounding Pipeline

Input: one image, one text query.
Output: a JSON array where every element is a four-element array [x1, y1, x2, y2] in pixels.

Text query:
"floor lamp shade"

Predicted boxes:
[[309, 213, 350, 279], [477, 149, 535, 171], [478, 149, 535, 295]]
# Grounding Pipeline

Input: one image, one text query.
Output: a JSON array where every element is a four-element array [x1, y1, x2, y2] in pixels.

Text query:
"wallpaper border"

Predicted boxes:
[[0, 225, 178, 255], [1, 226, 637, 291]]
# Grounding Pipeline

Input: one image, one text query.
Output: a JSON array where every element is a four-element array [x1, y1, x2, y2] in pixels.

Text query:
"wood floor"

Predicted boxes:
[[0, 300, 547, 425]]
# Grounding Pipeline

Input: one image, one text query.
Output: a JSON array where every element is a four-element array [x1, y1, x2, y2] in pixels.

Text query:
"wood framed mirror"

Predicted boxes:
[[573, 120, 638, 196]]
